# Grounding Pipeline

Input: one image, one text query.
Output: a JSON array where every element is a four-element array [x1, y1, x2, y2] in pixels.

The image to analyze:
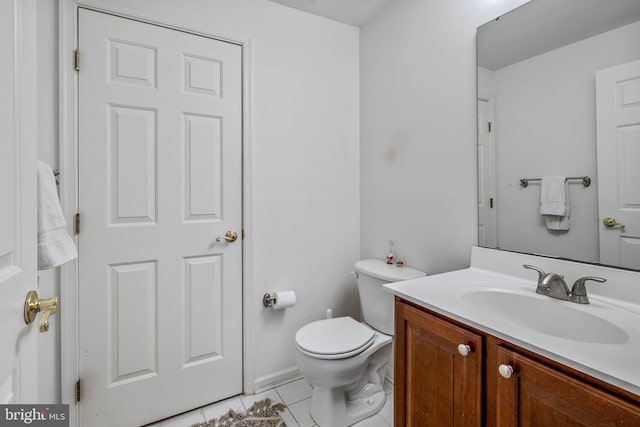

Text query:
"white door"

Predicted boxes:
[[0, 0, 39, 404], [78, 10, 243, 426], [596, 60, 640, 269], [478, 98, 497, 248]]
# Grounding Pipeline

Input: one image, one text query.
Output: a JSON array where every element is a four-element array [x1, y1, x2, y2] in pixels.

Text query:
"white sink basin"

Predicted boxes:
[[461, 290, 629, 344]]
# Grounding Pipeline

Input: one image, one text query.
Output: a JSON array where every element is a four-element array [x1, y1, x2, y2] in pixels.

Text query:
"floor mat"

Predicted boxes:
[[190, 398, 287, 427]]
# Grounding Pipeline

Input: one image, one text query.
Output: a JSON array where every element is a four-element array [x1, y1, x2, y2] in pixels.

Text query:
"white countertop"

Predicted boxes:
[[384, 265, 640, 396]]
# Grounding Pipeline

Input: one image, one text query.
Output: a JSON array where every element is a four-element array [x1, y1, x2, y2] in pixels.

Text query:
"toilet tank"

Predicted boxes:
[[355, 259, 426, 335]]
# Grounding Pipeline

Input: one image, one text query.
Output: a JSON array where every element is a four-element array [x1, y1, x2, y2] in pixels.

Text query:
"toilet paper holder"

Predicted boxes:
[[263, 293, 277, 308], [263, 291, 296, 309]]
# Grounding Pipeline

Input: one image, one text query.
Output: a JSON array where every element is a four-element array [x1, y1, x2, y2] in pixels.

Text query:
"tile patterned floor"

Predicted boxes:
[[149, 378, 394, 427]]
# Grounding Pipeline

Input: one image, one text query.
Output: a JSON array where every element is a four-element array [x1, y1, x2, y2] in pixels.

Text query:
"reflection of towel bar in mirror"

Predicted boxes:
[[519, 176, 591, 188]]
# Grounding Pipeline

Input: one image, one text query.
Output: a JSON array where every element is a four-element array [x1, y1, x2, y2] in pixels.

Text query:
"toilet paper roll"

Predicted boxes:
[[272, 291, 296, 310]]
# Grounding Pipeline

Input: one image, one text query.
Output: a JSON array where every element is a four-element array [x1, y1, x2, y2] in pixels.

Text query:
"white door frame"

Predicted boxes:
[[58, 2, 255, 424], [477, 93, 497, 248]]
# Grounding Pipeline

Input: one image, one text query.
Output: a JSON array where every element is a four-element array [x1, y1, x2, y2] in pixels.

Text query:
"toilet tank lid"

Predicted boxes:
[[355, 259, 426, 282]]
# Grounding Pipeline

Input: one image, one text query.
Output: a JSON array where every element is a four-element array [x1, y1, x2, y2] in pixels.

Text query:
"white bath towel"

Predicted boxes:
[[540, 176, 570, 231], [37, 161, 78, 270]]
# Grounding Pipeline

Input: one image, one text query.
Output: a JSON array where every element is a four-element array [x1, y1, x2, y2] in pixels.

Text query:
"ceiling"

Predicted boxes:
[[266, 0, 396, 27]]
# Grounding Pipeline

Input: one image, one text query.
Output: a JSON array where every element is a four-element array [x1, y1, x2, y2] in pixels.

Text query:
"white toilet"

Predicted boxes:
[[295, 259, 426, 427]]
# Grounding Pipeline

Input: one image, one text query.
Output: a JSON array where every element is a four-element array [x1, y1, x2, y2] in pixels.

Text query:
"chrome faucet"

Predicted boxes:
[[523, 265, 606, 304], [523, 265, 570, 300]]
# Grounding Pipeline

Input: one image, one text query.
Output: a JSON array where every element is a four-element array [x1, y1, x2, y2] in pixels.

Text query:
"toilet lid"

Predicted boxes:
[[295, 317, 376, 359]]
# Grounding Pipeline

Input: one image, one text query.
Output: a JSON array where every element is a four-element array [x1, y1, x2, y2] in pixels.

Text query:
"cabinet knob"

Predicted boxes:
[[457, 344, 472, 356], [498, 364, 514, 379]]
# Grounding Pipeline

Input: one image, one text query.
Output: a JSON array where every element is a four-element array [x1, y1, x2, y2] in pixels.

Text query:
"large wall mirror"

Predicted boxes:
[[477, 0, 640, 271]]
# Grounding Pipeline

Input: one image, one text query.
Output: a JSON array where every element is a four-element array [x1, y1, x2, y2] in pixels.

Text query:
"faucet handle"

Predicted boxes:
[[523, 265, 554, 296], [523, 264, 545, 281], [569, 276, 606, 304]]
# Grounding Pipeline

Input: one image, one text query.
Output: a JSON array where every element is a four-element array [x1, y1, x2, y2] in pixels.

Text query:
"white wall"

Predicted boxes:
[[39, 0, 360, 395], [360, 0, 528, 275], [489, 21, 640, 262]]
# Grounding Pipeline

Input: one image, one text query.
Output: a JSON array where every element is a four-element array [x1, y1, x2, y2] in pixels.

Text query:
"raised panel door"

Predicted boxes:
[[78, 9, 243, 426], [395, 300, 482, 426], [0, 0, 38, 405], [496, 346, 640, 426], [596, 60, 640, 268]]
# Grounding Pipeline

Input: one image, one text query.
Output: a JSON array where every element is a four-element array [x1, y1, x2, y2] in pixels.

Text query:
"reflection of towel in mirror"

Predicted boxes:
[[37, 161, 78, 270], [540, 176, 570, 231]]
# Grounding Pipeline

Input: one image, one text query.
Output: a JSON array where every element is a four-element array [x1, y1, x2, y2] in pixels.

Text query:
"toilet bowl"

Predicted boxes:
[[295, 259, 426, 427], [296, 317, 391, 427]]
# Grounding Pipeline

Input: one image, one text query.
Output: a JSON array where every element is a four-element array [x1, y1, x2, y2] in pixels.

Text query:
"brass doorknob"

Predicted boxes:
[[603, 217, 625, 229], [24, 290, 59, 333], [216, 231, 238, 243]]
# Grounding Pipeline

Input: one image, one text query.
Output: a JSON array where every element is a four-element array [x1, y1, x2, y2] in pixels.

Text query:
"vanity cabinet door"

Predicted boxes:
[[395, 300, 483, 427], [496, 346, 640, 426]]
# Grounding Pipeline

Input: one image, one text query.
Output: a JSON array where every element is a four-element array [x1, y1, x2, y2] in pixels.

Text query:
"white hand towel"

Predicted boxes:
[[540, 176, 567, 216], [540, 176, 570, 231], [37, 161, 78, 270], [545, 200, 570, 230]]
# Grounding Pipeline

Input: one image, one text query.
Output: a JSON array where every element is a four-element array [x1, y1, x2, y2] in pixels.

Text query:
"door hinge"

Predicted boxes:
[[242, 229, 245, 240], [488, 121, 492, 133], [74, 49, 80, 72], [75, 380, 80, 403], [490, 198, 494, 209], [74, 213, 80, 234]]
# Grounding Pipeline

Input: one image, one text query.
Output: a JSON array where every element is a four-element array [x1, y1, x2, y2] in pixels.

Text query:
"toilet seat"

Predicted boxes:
[[295, 317, 376, 360]]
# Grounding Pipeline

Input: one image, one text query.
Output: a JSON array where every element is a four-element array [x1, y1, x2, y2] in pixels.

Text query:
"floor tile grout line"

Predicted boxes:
[[275, 385, 311, 407], [275, 389, 305, 427]]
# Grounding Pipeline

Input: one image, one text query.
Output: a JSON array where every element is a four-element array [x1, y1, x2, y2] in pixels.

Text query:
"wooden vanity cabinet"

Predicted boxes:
[[394, 298, 640, 426], [394, 300, 483, 426], [496, 346, 640, 426]]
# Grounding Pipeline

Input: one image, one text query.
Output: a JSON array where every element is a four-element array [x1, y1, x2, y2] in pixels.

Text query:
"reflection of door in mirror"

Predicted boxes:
[[596, 60, 640, 269], [478, 97, 497, 248]]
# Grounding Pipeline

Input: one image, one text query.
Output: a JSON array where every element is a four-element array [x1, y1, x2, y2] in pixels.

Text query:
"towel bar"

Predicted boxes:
[[519, 176, 590, 188]]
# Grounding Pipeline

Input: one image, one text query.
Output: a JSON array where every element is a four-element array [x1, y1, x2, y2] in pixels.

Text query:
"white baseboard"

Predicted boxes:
[[250, 362, 394, 395], [250, 365, 301, 394]]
